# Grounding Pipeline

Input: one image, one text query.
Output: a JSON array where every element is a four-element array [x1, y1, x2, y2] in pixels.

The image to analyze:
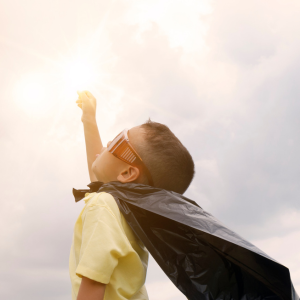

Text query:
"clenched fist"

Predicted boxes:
[[76, 90, 97, 122]]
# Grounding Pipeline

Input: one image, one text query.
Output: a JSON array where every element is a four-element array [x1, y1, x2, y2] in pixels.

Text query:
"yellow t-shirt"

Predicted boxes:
[[69, 192, 149, 300]]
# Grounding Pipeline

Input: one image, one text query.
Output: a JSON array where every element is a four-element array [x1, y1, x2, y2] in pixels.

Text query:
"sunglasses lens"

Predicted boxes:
[[120, 146, 137, 164], [107, 131, 124, 152]]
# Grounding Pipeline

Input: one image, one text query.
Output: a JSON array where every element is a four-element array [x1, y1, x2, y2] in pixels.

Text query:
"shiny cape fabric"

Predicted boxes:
[[73, 181, 299, 300]]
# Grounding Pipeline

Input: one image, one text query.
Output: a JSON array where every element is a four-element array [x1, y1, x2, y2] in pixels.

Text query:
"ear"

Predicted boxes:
[[117, 166, 140, 183]]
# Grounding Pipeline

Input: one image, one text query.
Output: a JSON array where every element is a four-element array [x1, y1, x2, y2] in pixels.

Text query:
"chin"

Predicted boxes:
[[91, 166, 99, 181]]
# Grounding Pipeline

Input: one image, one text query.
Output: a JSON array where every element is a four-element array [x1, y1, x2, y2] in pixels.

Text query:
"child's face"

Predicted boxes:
[[91, 126, 144, 183], [91, 144, 123, 182]]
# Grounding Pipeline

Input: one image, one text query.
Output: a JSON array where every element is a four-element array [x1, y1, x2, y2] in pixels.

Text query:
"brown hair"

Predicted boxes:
[[137, 119, 195, 194]]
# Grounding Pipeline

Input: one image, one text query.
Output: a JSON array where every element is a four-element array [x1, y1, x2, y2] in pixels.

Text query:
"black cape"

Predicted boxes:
[[73, 181, 299, 300]]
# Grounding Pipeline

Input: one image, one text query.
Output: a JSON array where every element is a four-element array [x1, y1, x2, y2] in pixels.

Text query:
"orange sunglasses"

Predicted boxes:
[[107, 129, 154, 186]]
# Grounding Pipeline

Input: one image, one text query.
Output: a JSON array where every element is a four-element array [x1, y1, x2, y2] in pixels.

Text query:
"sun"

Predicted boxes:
[[12, 57, 99, 116], [62, 58, 98, 93], [12, 31, 114, 117]]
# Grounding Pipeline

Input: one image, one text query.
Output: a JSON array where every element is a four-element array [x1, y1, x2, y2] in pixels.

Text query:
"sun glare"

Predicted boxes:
[[13, 74, 50, 115], [62, 58, 97, 93], [12, 32, 114, 117]]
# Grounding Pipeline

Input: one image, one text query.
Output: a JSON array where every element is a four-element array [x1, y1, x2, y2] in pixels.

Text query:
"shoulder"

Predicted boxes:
[[83, 192, 121, 220]]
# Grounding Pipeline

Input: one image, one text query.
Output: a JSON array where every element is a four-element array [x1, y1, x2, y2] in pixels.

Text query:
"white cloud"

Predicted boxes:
[[123, 0, 212, 52]]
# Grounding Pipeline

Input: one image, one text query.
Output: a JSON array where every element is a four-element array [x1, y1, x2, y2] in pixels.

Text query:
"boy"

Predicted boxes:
[[70, 91, 195, 300]]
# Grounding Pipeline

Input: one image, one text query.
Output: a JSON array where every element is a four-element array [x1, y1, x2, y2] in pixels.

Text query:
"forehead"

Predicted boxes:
[[110, 126, 145, 146]]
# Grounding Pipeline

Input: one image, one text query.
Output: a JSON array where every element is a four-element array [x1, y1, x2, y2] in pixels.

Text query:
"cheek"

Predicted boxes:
[[92, 152, 119, 180], [92, 155, 107, 172]]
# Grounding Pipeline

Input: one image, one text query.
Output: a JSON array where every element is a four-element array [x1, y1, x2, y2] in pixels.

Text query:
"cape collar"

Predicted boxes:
[[73, 181, 104, 202]]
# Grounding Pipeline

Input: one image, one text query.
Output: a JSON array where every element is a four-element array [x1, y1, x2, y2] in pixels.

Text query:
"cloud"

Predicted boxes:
[[123, 0, 212, 52], [207, 0, 300, 65]]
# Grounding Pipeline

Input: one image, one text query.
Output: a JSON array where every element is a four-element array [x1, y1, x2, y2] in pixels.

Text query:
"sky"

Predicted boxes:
[[0, 0, 300, 299]]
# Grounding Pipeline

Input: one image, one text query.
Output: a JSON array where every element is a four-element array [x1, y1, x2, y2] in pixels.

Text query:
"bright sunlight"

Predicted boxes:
[[13, 56, 101, 116], [13, 73, 50, 116], [62, 58, 98, 92]]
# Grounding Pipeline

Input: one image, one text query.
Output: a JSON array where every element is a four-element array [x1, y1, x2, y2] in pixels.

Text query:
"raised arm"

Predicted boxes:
[[76, 91, 103, 182]]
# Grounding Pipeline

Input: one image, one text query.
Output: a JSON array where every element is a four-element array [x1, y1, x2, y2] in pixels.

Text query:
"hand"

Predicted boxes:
[[76, 90, 97, 122]]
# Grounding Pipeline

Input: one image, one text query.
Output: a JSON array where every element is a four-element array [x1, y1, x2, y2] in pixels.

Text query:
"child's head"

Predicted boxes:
[[92, 120, 195, 194]]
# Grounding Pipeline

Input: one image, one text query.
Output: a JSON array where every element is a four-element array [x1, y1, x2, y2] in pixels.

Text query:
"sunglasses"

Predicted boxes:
[[107, 129, 154, 186]]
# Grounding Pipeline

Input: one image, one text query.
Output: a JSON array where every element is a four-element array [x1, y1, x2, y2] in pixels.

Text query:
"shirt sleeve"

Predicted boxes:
[[75, 200, 131, 284]]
